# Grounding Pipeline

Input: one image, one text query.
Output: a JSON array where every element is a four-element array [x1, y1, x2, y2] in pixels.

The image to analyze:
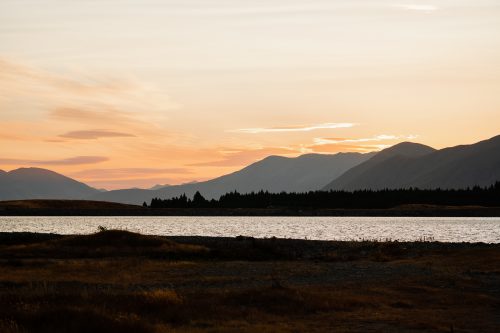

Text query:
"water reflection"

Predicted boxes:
[[0, 216, 499, 243]]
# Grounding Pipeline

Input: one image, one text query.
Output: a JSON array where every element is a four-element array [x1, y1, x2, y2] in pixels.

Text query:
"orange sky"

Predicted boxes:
[[1, 1, 500, 189]]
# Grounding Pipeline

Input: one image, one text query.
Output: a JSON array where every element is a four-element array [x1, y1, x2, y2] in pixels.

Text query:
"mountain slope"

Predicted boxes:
[[323, 136, 500, 191], [91, 152, 375, 204], [409, 135, 500, 189], [322, 142, 436, 190], [0, 168, 100, 200]]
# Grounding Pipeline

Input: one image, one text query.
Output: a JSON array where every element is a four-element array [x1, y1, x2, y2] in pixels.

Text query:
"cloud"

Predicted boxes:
[[308, 144, 389, 153], [0, 58, 133, 96], [44, 139, 67, 143], [230, 123, 355, 134], [308, 134, 418, 153], [70, 168, 192, 179], [313, 134, 418, 145], [0, 133, 21, 140], [186, 135, 414, 167], [394, 4, 438, 12], [0, 156, 108, 166], [48, 105, 176, 141], [0, 58, 177, 140], [189, 147, 298, 167], [59, 129, 136, 140], [50, 107, 135, 126]]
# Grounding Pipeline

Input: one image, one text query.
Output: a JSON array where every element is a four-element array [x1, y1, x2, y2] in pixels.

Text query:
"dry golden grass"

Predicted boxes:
[[0, 230, 498, 332]]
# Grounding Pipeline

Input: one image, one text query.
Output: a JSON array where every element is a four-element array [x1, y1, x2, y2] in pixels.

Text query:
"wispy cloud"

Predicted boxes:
[[50, 107, 138, 127], [307, 143, 390, 153], [230, 123, 355, 134], [313, 134, 418, 145], [0, 58, 177, 139], [189, 147, 298, 167], [0, 156, 108, 166], [0, 133, 22, 140], [307, 134, 418, 153], [59, 129, 136, 140], [394, 4, 438, 12]]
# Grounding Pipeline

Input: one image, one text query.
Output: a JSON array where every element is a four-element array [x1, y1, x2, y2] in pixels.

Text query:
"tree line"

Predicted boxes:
[[147, 182, 500, 209]]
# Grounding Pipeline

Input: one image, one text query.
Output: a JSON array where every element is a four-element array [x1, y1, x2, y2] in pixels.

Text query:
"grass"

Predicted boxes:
[[0, 230, 499, 332], [2, 199, 499, 217], [3, 230, 209, 259], [0, 199, 142, 210]]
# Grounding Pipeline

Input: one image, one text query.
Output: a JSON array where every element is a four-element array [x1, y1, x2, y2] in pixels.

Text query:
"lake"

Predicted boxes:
[[1, 216, 500, 243]]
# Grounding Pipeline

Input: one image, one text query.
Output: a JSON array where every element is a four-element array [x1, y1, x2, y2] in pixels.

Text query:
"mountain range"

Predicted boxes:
[[89, 152, 374, 204], [323, 135, 500, 191], [1, 135, 500, 205]]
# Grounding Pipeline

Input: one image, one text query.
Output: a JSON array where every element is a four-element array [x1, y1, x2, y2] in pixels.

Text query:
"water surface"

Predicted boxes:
[[1, 216, 499, 243]]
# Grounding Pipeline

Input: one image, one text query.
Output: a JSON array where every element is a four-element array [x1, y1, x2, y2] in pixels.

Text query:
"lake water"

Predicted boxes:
[[1, 216, 500, 243]]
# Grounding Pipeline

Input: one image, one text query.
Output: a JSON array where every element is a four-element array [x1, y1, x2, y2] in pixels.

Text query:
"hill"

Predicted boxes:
[[0, 168, 100, 200], [0, 199, 144, 215], [324, 135, 500, 190]]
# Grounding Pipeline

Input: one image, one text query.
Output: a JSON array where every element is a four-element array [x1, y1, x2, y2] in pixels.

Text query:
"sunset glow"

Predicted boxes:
[[1, 0, 500, 189]]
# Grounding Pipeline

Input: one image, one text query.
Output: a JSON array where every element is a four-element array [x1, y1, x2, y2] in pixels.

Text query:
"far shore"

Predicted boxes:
[[1, 199, 500, 217]]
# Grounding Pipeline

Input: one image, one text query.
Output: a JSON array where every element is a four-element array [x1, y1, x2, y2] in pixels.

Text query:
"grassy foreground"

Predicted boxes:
[[0, 230, 499, 332]]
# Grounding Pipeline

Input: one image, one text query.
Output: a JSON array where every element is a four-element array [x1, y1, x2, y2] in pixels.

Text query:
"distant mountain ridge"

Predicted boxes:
[[323, 135, 500, 191], [2, 135, 500, 204], [0, 168, 100, 200], [90, 152, 375, 204], [149, 184, 170, 191], [322, 142, 437, 191]]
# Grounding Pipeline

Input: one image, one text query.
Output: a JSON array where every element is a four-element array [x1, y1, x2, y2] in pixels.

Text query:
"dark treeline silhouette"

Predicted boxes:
[[148, 182, 500, 209]]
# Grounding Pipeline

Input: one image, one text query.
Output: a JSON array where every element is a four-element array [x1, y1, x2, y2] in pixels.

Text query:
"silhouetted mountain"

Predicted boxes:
[[91, 152, 374, 204], [369, 142, 437, 161], [3, 135, 499, 205], [322, 142, 436, 190], [0, 168, 100, 200], [323, 135, 500, 191], [0, 170, 6, 188], [149, 184, 170, 190]]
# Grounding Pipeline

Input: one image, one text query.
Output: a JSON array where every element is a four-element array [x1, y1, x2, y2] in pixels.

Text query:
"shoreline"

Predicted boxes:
[[2, 200, 500, 217], [0, 231, 498, 245], [1, 231, 499, 260], [3, 207, 500, 217]]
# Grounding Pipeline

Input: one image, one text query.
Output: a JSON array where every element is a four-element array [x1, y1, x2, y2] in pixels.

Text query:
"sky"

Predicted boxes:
[[1, 0, 499, 189]]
